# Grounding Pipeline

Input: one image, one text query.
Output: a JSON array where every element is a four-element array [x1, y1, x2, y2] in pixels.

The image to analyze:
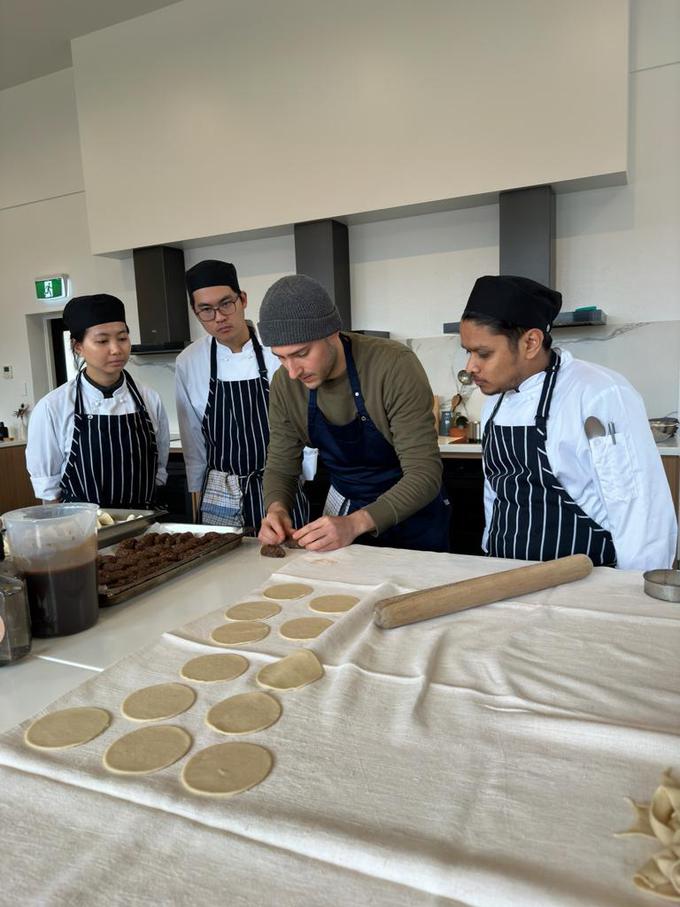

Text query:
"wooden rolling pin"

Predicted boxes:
[[373, 554, 593, 629]]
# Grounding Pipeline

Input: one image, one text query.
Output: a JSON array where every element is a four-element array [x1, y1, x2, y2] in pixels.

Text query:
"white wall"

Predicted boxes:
[[71, 0, 628, 254], [0, 0, 677, 439]]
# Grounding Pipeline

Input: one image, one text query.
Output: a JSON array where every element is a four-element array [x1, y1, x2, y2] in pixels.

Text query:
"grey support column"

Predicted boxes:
[[294, 219, 351, 331], [499, 186, 555, 287]]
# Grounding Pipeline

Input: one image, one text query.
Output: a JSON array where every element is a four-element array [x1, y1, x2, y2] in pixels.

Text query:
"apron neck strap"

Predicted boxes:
[[209, 330, 269, 384]]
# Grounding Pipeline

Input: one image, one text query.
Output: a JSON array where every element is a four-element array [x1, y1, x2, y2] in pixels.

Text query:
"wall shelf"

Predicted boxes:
[[443, 308, 607, 334]]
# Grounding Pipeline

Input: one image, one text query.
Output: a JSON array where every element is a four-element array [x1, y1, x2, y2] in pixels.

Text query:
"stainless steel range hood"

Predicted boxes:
[[131, 245, 191, 355]]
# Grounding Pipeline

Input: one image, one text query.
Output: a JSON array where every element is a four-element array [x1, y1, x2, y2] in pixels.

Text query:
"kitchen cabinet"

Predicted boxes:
[[0, 443, 39, 514]]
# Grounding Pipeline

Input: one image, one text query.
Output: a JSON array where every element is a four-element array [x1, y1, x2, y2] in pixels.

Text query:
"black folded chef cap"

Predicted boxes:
[[62, 294, 127, 335], [185, 260, 240, 297], [462, 276, 562, 333]]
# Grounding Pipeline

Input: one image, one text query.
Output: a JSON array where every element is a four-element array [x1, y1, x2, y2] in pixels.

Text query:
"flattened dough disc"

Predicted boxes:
[[225, 601, 281, 621], [180, 653, 248, 683], [103, 725, 192, 775], [280, 617, 333, 640], [263, 583, 313, 600], [211, 621, 270, 646], [309, 594, 359, 613], [181, 742, 272, 796], [206, 691, 281, 735], [122, 683, 196, 722], [25, 707, 111, 750], [256, 649, 324, 691]]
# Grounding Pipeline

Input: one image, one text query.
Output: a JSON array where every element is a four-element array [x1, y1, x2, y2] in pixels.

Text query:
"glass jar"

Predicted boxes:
[[439, 408, 453, 437]]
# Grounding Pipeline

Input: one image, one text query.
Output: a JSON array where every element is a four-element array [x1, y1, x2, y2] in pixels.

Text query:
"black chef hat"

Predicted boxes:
[[186, 260, 241, 297], [462, 276, 562, 333], [62, 294, 127, 336]]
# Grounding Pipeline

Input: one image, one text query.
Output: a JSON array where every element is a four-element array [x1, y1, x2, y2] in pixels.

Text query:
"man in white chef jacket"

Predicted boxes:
[[459, 275, 677, 570], [175, 260, 311, 531]]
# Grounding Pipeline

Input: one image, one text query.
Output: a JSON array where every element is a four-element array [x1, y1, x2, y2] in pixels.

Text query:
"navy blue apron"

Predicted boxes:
[[200, 327, 309, 533], [307, 333, 450, 552], [483, 350, 617, 566], [60, 369, 158, 508]]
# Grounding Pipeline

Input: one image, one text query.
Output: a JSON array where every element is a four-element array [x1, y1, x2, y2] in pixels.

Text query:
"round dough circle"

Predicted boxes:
[[103, 725, 192, 775], [263, 583, 313, 600], [280, 617, 333, 640], [121, 683, 196, 722], [309, 594, 360, 613], [225, 601, 281, 621], [24, 707, 111, 750], [256, 649, 324, 691], [181, 742, 272, 796], [210, 621, 270, 646], [206, 691, 281, 735], [180, 653, 248, 683]]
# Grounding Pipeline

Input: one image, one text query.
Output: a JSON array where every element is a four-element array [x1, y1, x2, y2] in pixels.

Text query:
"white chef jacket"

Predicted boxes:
[[26, 375, 170, 501], [175, 333, 317, 493], [480, 349, 677, 571]]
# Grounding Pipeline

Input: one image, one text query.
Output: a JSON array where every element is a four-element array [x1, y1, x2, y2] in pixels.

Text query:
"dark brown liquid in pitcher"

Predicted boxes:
[[23, 559, 98, 637]]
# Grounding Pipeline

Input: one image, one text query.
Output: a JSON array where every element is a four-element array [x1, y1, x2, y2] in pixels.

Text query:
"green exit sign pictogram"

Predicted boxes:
[[35, 276, 68, 301]]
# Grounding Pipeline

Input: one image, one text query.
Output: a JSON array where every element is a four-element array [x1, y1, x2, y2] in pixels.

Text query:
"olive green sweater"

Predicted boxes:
[[263, 332, 442, 534]]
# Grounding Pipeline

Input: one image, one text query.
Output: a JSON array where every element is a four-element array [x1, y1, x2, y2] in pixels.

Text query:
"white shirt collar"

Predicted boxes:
[[515, 348, 571, 393]]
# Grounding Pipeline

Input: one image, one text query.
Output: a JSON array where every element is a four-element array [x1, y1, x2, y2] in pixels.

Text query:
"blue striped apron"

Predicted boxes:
[[60, 370, 158, 508], [483, 350, 617, 566], [200, 328, 309, 532]]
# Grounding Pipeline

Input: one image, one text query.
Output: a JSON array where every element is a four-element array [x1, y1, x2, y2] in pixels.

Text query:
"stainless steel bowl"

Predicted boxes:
[[643, 569, 680, 602], [649, 418, 678, 444]]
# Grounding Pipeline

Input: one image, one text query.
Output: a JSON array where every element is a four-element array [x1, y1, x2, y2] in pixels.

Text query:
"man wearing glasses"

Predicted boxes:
[[175, 259, 310, 529]]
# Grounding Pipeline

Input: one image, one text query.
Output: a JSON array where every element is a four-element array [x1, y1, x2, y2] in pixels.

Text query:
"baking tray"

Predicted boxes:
[[98, 524, 242, 606], [96, 508, 168, 549]]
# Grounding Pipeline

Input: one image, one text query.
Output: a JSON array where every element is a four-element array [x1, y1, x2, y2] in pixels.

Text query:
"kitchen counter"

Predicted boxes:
[[0, 439, 27, 449], [1, 541, 678, 906]]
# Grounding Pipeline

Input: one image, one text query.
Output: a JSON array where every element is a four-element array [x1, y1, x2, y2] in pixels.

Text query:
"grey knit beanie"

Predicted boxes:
[[258, 275, 342, 347]]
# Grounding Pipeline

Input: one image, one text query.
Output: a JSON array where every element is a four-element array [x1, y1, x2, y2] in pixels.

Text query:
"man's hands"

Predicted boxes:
[[292, 508, 376, 552], [258, 505, 377, 552], [258, 503, 295, 545]]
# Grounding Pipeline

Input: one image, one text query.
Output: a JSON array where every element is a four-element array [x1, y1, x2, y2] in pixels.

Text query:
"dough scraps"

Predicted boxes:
[[309, 594, 359, 613], [103, 725, 192, 775], [206, 691, 281, 735], [279, 617, 333, 640], [210, 621, 270, 646], [121, 683, 196, 722], [180, 653, 249, 683], [262, 583, 313, 600], [24, 707, 111, 750], [260, 544, 285, 558], [181, 742, 272, 796], [256, 649, 324, 691], [225, 601, 281, 621]]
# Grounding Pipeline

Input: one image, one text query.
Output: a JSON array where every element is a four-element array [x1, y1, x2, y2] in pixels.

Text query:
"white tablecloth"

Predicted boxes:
[[1, 546, 678, 906]]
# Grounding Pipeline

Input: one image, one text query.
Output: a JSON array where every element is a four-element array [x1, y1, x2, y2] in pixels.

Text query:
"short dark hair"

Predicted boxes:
[[461, 311, 552, 350]]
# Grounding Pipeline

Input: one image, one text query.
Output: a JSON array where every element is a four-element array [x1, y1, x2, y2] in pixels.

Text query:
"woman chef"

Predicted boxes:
[[26, 294, 169, 507]]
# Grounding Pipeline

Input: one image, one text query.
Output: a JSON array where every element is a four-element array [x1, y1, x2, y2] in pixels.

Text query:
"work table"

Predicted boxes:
[[1, 539, 678, 906]]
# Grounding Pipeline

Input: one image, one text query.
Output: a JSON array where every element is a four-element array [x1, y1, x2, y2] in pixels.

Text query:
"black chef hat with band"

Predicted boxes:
[[186, 260, 241, 297], [62, 294, 128, 336], [462, 276, 562, 333]]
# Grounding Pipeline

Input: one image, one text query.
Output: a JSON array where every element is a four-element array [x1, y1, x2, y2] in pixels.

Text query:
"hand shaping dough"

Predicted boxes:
[[256, 649, 324, 691], [225, 601, 281, 621], [181, 742, 272, 796], [121, 683, 196, 722], [24, 707, 111, 750], [180, 653, 249, 683], [206, 691, 281, 735], [211, 621, 270, 646], [280, 617, 333, 640], [263, 583, 313, 600], [309, 594, 359, 613], [103, 725, 192, 774]]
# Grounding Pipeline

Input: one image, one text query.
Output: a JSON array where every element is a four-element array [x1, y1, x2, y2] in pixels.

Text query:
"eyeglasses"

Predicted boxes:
[[194, 295, 241, 322]]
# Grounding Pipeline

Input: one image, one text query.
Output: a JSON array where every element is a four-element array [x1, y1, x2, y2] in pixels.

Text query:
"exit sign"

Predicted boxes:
[[35, 275, 68, 301]]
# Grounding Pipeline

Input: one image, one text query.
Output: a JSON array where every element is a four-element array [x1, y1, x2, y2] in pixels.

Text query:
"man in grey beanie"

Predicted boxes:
[[258, 274, 450, 553]]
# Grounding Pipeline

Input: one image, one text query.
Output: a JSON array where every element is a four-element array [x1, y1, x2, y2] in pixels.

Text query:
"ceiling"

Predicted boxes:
[[0, 0, 182, 91]]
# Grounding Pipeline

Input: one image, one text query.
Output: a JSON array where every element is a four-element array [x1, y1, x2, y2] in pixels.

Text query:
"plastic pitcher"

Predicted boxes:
[[2, 503, 99, 637]]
